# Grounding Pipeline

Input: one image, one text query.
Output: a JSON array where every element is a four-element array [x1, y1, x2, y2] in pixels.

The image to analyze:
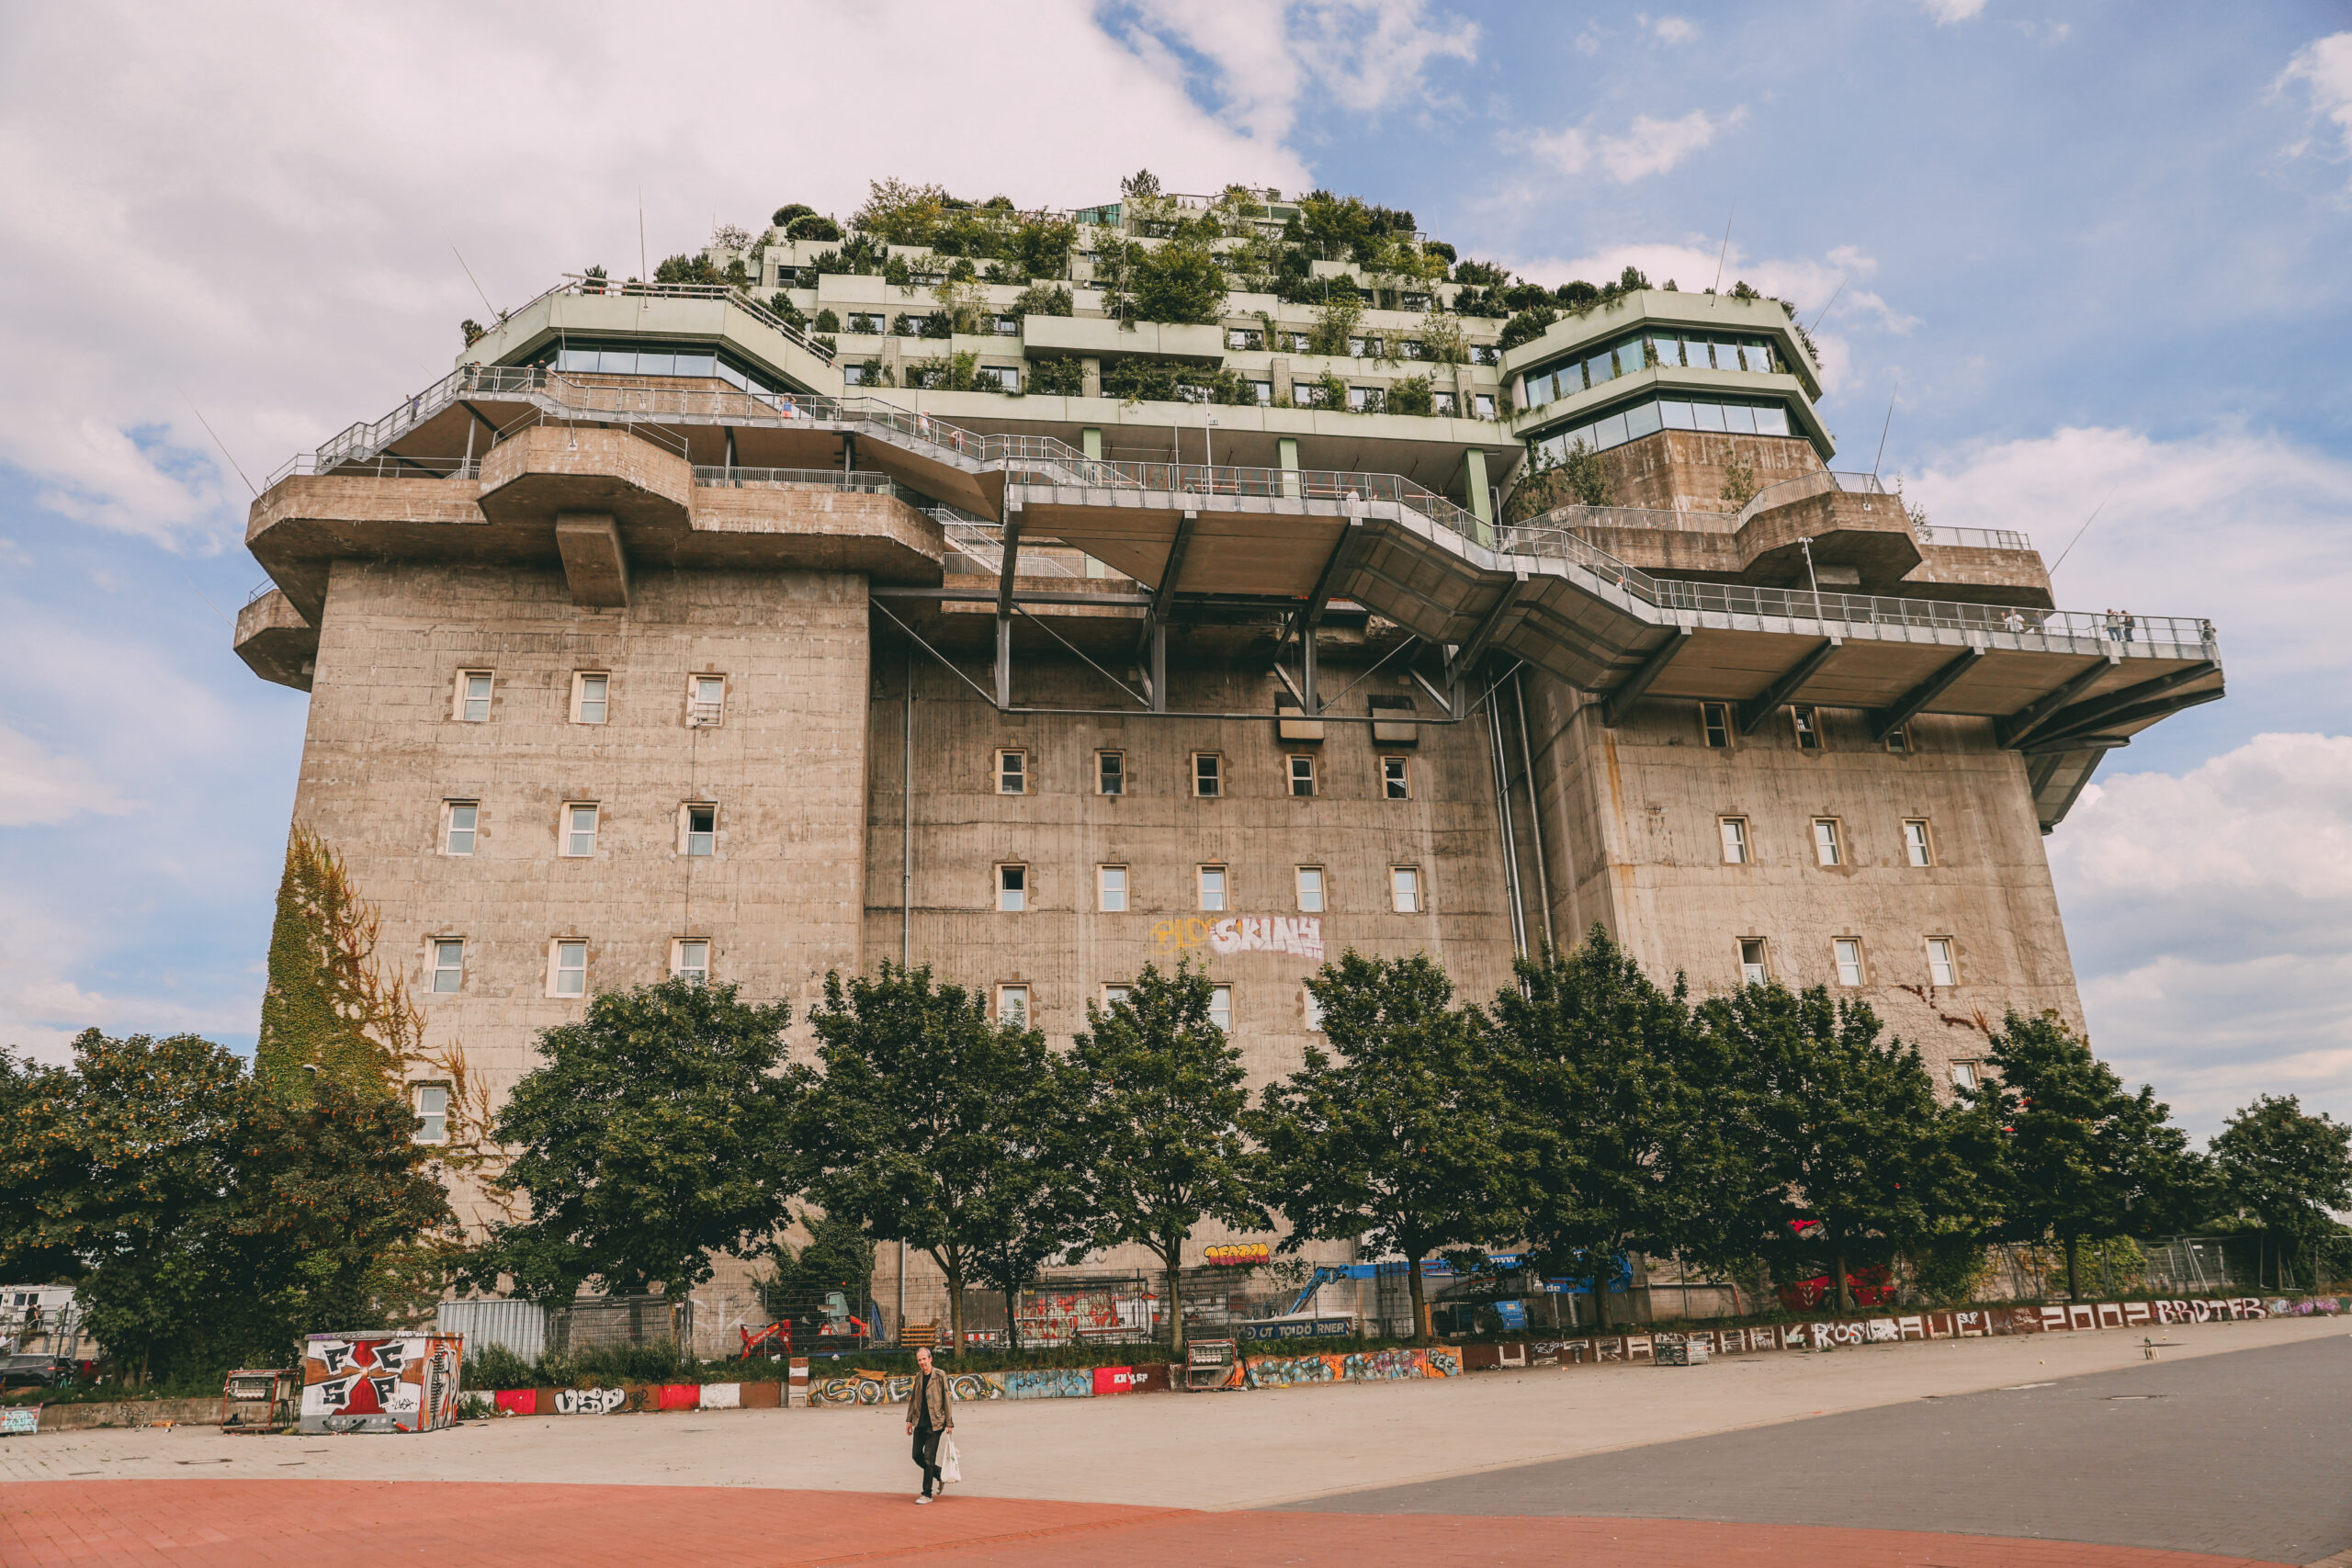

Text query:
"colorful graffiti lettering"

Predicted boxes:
[[299, 1333, 460, 1434], [554, 1387, 627, 1415], [1151, 915, 1324, 962], [999, 1368, 1092, 1400]]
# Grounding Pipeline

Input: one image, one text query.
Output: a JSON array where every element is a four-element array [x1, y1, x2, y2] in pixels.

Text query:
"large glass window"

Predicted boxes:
[[1532, 393, 1799, 462]]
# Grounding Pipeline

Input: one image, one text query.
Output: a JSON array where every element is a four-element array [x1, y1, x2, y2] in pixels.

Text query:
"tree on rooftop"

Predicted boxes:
[[773, 203, 815, 229], [1977, 1010, 2199, 1300], [466, 978, 802, 1303], [654, 253, 725, 287], [2211, 1094, 2352, 1292], [1250, 953, 1517, 1344], [1131, 237, 1228, 325], [785, 213, 842, 243], [1497, 305, 1557, 353], [802, 963, 1085, 1357], [1067, 962, 1269, 1355], [1120, 168, 1162, 200], [853, 178, 951, 244]]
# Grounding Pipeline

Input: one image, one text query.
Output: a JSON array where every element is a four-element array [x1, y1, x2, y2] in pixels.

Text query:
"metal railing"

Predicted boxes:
[[942, 520, 1083, 578], [692, 466, 899, 493], [1508, 502, 1731, 536], [1918, 524, 2032, 551], [279, 364, 551, 484], [503, 277, 840, 365], [1728, 468, 1893, 531], [267, 452, 481, 481]]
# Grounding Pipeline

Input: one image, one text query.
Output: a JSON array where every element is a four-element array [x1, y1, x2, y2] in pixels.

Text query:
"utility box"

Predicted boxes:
[[1655, 1337, 1710, 1367], [300, 1333, 462, 1434], [220, 1369, 297, 1433]]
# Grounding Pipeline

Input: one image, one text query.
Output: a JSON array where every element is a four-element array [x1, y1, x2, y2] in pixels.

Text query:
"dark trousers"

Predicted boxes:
[[912, 1425, 943, 1495]]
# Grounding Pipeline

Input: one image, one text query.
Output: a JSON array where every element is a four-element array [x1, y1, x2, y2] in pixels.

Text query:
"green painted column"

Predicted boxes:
[[1082, 426, 1102, 462], [1279, 435, 1300, 499], [1465, 447, 1494, 545]]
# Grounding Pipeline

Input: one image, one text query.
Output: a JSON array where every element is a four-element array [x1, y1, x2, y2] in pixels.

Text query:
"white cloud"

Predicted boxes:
[[1904, 427, 2352, 686], [1116, 0, 1477, 146], [2051, 734, 2352, 1130], [1920, 0, 1987, 23], [1645, 15, 1700, 45], [0, 726, 131, 827], [1525, 108, 1744, 185], [0, 0, 1308, 551], [2278, 31, 2352, 184]]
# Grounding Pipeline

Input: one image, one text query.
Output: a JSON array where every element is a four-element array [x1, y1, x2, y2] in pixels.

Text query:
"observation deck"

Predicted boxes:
[[241, 355, 2222, 831]]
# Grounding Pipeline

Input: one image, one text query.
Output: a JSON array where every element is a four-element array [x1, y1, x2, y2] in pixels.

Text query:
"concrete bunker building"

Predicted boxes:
[[233, 187, 2223, 1326]]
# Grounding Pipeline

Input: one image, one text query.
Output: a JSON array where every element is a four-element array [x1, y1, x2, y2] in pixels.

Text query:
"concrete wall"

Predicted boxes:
[[295, 558, 874, 1107], [1519, 668, 2086, 1087]]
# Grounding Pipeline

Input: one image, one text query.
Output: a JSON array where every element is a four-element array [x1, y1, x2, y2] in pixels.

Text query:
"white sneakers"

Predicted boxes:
[[914, 1494, 932, 1505]]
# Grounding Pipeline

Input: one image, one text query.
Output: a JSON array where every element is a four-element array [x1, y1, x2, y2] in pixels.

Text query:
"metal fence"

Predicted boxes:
[[436, 1298, 547, 1364], [544, 1295, 694, 1356]]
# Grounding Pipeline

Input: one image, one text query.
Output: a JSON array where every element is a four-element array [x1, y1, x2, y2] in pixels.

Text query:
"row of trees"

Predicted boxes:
[[461, 931, 2352, 1353]]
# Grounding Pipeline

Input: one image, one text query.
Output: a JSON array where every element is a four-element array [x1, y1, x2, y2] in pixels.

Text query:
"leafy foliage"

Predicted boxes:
[[1131, 238, 1228, 324], [1503, 438, 1611, 524], [1012, 282, 1074, 318], [256, 825, 401, 1100], [468, 979, 801, 1302], [653, 253, 725, 287], [1066, 963, 1268, 1352], [2211, 1094, 2352, 1286], [803, 963, 1089, 1355], [1498, 305, 1558, 353], [1027, 357, 1085, 397], [1252, 953, 1518, 1342]]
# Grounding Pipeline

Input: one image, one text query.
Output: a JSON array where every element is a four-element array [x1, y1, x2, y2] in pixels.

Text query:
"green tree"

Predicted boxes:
[[1699, 984, 1978, 1311], [803, 963, 1083, 1356], [653, 253, 726, 286], [1068, 963, 1269, 1353], [2211, 1094, 2352, 1291], [1131, 239, 1228, 324], [1979, 1010, 2195, 1299], [468, 978, 801, 1302], [1251, 953, 1516, 1344], [1487, 930, 1710, 1331]]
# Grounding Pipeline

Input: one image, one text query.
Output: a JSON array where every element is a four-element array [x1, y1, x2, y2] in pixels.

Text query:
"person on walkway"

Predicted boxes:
[[905, 1347, 954, 1504]]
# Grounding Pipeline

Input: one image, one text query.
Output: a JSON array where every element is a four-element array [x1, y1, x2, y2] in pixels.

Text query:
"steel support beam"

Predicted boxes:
[[1996, 653, 2120, 748], [1738, 637, 1842, 736], [993, 502, 1023, 707], [2017, 662, 2219, 748], [1294, 522, 1363, 714], [1136, 511, 1197, 711], [2023, 686, 2224, 752], [1602, 626, 1695, 728], [1871, 645, 1986, 741], [1446, 574, 1527, 685]]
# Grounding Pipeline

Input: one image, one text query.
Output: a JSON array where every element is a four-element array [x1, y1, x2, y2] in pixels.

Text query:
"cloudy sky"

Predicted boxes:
[[1, 1, 2346, 1135]]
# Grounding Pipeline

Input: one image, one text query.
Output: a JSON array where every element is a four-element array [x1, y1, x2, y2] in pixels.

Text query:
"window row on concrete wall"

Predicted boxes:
[[1716, 814, 1939, 868], [991, 980, 1325, 1036], [425, 934, 710, 998], [996, 862, 1424, 914], [1736, 933, 1963, 990], [438, 799, 719, 857], [448, 669, 730, 728], [1699, 701, 1919, 755], [996, 748, 1416, 800]]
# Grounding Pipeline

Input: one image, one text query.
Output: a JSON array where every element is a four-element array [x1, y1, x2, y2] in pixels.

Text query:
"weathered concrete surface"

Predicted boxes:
[[232, 587, 317, 691], [1, 1316, 2335, 1512]]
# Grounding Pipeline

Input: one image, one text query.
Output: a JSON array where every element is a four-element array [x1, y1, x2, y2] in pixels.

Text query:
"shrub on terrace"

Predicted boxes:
[[1026, 357, 1085, 396], [1497, 306, 1557, 353]]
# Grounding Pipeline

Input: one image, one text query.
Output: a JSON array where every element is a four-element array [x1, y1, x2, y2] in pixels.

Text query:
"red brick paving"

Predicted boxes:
[[0, 1482, 2294, 1568]]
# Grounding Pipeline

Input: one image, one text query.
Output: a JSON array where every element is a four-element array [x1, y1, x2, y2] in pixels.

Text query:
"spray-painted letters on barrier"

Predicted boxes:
[[1152, 915, 1324, 963], [1246, 1348, 1462, 1388], [998, 1368, 1093, 1400], [553, 1387, 628, 1415], [808, 1370, 1012, 1406]]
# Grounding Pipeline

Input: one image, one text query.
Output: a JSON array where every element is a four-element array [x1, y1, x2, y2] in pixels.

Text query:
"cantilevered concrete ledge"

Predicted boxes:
[[233, 587, 317, 692]]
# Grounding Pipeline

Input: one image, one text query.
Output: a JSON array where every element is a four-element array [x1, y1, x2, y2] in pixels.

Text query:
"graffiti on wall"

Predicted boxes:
[[1152, 916, 1324, 963], [1244, 1347, 1463, 1388], [554, 1388, 628, 1415], [808, 1370, 1012, 1406], [299, 1333, 461, 1434]]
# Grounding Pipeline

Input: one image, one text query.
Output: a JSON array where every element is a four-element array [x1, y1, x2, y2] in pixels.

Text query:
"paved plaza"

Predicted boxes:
[[2, 1315, 2344, 1566]]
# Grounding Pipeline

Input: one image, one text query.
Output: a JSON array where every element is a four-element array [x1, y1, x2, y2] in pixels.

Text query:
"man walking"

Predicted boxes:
[[904, 1347, 954, 1504]]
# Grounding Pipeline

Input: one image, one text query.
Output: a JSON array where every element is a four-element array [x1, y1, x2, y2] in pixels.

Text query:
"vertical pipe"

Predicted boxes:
[[899, 639, 912, 1338], [1512, 669, 1555, 952], [1486, 676, 1528, 957]]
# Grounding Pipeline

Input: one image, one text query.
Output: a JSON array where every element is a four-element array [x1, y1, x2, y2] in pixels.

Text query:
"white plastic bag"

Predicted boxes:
[[941, 1433, 963, 1485]]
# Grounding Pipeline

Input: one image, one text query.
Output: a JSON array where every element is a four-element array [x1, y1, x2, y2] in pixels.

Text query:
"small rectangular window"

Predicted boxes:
[[550, 939, 587, 998], [1883, 724, 1910, 754], [1096, 750, 1125, 795], [689, 675, 726, 728], [563, 803, 599, 858], [1208, 985, 1232, 1032], [574, 672, 609, 725], [1304, 988, 1326, 1032], [1738, 938, 1770, 986], [1098, 864, 1128, 912], [998, 750, 1027, 795], [996, 984, 1029, 1028], [1382, 757, 1410, 799], [444, 801, 478, 856], [1288, 755, 1317, 796], [1193, 753, 1222, 797], [412, 1083, 448, 1144], [1199, 865, 1227, 912], [457, 671, 493, 723], [1296, 866, 1326, 912], [1390, 865, 1421, 913], [1792, 705, 1822, 750], [684, 803, 717, 857], [1702, 702, 1731, 749], [672, 939, 710, 984], [1474, 393, 1497, 418], [431, 939, 465, 994], [1927, 937, 1958, 987], [1813, 818, 1843, 867], [1720, 817, 1750, 864], [997, 863, 1027, 913], [1950, 1059, 1980, 1092], [1834, 938, 1865, 987], [1904, 819, 1934, 868]]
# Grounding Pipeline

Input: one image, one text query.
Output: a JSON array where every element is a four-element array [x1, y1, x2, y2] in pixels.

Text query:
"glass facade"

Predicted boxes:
[[1528, 393, 1794, 462], [535, 340, 797, 396], [1518, 330, 1781, 412]]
